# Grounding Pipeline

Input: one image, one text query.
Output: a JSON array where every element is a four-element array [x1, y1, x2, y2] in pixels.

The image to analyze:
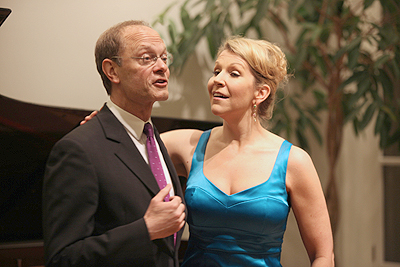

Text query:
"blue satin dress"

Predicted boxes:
[[181, 130, 292, 267]]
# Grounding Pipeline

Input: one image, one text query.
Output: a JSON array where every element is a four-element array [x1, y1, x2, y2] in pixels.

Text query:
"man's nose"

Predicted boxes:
[[153, 57, 168, 72]]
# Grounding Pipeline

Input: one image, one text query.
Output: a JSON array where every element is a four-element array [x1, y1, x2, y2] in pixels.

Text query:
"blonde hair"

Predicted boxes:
[[217, 36, 289, 120]]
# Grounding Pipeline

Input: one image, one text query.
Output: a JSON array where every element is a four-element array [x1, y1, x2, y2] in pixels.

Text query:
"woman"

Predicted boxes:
[[83, 36, 334, 266], [161, 36, 334, 266]]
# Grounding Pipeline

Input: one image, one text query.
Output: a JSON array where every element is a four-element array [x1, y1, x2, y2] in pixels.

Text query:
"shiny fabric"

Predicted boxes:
[[182, 130, 292, 267]]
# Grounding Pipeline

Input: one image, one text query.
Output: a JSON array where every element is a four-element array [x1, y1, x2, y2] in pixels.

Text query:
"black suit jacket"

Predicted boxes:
[[43, 105, 185, 267]]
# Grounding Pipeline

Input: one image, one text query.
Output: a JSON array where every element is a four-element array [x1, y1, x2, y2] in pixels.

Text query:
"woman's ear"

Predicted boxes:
[[102, 59, 120, 84], [255, 84, 270, 105]]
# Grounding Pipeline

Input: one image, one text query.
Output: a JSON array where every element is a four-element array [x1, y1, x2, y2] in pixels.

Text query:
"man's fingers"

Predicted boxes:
[[169, 195, 182, 203], [154, 184, 172, 202]]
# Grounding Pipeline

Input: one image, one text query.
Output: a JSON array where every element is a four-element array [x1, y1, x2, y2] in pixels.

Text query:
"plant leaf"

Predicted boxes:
[[358, 102, 377, 130]]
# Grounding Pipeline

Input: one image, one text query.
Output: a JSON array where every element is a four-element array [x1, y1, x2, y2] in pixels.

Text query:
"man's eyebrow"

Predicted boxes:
[[136, 45, 168, 54]]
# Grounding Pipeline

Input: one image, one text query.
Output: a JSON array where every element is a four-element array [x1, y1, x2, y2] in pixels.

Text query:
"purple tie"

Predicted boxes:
[[143, 122, 169, 201], [144, 123, 177, 245]]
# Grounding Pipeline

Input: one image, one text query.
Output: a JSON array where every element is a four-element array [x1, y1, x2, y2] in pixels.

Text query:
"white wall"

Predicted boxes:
[[0, 0, 218, 122], [335, 122, 382, 267]]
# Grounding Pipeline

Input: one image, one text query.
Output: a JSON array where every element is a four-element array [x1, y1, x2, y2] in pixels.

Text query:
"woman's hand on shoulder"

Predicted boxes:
[[80, 110, 99, 125], [286, 145, 334, 266], [161, 129, 204, 178]]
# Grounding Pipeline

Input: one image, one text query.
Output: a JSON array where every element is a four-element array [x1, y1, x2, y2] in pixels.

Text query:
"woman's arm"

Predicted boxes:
[[286, 146, 335, 266], [80, 110, 98, 125], [161, 129, 203, 178], [80, 111, 204, 178]]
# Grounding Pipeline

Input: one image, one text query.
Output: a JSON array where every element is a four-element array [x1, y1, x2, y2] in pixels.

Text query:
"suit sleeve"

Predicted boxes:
[[42, 137, 155, 266]]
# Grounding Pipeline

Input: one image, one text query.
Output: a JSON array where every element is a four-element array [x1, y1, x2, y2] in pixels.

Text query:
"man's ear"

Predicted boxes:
[[102, 59, 120, 84], [255, 84, 270, 105]]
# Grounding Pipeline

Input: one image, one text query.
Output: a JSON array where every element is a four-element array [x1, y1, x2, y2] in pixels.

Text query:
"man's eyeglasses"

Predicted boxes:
[[111, 53, 173, 66]]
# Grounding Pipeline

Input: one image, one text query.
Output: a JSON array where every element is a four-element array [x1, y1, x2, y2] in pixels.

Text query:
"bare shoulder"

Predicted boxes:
[[161, 129, 204, 149], [161, 129, 205, 177], [286, 144, 319, 193], [161, 129, 205, 159], [287, 145, 314, 169]]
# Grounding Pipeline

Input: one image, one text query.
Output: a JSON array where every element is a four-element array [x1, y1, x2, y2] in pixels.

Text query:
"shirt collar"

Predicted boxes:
[[106, 99, 152, 141]]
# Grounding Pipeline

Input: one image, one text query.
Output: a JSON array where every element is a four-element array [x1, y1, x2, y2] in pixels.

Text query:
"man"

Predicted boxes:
[[42, 20, 186, 267]]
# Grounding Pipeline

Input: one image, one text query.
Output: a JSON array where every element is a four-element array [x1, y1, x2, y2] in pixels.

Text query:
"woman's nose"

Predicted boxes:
[[213, 73, 225, 86]]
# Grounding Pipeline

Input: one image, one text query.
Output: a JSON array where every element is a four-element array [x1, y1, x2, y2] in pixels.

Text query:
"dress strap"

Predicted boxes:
[[191, 130, 211, 165], [274, 140, 292, 183], [266, 140, 292, 206]]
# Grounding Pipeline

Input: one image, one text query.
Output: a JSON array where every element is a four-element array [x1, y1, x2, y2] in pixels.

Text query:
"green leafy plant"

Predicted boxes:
[[154, 0, 400, 234]]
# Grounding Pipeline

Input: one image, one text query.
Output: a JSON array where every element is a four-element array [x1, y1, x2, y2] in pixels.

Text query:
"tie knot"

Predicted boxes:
[[143, 122, 154, 138]]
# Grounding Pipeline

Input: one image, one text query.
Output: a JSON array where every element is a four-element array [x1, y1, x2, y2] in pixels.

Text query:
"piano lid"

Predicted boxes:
[[0, 8, 11, 27]]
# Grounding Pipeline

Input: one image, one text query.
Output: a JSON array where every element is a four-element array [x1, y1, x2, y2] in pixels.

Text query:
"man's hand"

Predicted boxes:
[[80, 110, 98, 125], [144, 184, 186, 240]]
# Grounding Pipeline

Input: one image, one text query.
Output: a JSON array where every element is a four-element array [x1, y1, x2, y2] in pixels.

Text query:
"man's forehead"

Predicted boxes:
[[122, 26, 166, 52], [122, 26, 161, 43]]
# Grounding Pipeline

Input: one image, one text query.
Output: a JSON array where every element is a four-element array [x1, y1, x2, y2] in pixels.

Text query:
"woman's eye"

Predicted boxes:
[[213, 70, 220, 76], [230, 72, 240, 77]]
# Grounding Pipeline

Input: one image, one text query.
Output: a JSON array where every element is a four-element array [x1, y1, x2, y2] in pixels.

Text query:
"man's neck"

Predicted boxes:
[[110, 96, 153, 122]]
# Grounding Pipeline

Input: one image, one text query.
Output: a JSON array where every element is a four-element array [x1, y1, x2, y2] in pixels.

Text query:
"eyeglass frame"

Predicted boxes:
[[110, 53, 173, 67]]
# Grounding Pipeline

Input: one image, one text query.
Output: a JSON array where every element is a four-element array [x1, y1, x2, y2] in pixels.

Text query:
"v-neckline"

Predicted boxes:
[[200, 131, 286, 197]]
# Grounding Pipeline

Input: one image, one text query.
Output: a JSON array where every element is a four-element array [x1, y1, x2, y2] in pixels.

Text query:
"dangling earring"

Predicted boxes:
[[252, 103, 257, 122]]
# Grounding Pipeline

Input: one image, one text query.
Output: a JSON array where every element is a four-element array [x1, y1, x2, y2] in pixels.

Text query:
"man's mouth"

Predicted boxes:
[[154, 79, 168, 86]]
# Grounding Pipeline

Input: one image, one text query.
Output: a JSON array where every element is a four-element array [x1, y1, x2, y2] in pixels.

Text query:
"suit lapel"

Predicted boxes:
[[97, 105, 160, 196], [97, 105, 182, 256]]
